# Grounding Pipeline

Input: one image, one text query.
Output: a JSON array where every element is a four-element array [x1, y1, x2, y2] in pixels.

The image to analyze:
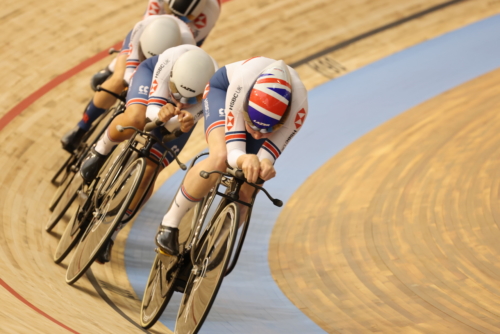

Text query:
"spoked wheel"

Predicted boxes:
[[45, 173, 83, 232], [175, 203, 239, 334], [50, 153, 76, 187], [140, 253, 179, 329], [48, 168, 76, 212], [139, 202, 202, 329], [54, 205, 88, 264], [65, 158, 146, 285]]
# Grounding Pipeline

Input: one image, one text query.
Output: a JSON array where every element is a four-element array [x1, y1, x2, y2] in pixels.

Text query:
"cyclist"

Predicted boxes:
[[155, 56, 308, 255], [61, 15, 195, 153], [81, 45, 217, 263], [89, 0, 221, 96]]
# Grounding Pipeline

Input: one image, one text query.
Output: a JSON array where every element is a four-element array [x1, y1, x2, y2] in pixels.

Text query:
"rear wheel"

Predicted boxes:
[[65, 158, 146, 285], [174, 203, 239, 334]]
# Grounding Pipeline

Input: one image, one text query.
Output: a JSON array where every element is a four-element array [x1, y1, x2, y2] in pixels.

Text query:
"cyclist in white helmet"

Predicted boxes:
[[155, 56, 309, 256], [145, 0, 220, 46], [61, 15, 195, 153], [89, 0, 220, 95], [79, 45, 217, 264]]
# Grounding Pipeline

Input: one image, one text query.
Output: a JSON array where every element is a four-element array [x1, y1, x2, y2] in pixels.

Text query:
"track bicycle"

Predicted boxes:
[[63, 120, 185, 284], [140, 154, 282, 333], [46, 88, 126, 232]]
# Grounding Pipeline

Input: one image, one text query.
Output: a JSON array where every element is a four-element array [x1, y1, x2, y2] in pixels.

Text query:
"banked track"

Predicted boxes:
[[1, 0, 499, 333]]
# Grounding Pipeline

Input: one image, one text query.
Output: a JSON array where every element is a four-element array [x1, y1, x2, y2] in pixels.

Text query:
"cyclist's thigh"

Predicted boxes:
[[126, 56, 159, 107]]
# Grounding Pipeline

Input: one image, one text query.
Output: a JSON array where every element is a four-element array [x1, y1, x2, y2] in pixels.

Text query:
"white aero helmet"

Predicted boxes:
[[165, 0, 207, 19], [170, 48, 216, 104], [140, 16, 182, 59]]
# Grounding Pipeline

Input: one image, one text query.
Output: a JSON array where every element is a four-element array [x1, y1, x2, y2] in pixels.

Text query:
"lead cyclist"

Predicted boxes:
[[155, 56, 309, 255]]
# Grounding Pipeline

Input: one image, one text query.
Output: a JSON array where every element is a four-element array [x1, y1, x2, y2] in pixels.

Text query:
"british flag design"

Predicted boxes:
[[247, 62, 291, 129]]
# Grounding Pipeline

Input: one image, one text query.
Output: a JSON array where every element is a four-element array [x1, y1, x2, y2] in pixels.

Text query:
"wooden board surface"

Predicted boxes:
[[1, 0, 500, 333], [270, 67, 500, 334]]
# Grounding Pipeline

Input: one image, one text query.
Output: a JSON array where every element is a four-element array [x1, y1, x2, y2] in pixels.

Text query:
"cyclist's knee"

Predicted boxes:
[[124, 106, 147, 128], [207, 151, 228, 172]]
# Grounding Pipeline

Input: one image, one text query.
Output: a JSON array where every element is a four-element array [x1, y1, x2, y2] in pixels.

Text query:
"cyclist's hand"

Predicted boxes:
[[178, 110, 194, 132], [158, 103, 177, 123], [259, 158, 276, 181], [240, 154, 261, 184]]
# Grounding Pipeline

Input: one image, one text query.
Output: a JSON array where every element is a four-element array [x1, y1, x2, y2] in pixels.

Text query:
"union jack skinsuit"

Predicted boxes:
[[144, 0, 221, 46], [203, 57, 308, 168]]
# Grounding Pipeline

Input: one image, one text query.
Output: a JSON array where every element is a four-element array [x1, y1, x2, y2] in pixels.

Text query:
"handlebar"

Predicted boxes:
[[199, 169, 283, 207]]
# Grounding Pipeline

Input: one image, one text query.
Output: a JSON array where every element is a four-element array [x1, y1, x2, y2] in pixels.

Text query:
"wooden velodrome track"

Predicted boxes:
[[1, 0, 500, 333]]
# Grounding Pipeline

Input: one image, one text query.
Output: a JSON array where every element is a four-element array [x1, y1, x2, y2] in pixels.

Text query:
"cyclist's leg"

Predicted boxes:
[[160, 82, 228, 231], [95, 56, 158, 155]]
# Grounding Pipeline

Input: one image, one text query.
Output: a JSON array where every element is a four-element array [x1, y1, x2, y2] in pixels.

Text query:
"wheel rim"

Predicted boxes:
[[65, 158, 145, 284], [45, 173, 83, 232], [175, 203, 238, 334], [140, 253, 178, 328]]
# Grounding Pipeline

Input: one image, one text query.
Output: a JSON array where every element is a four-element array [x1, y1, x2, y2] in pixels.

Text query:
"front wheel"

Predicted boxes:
[[45, 173, 83, 232], [53, 205, 88, 264], [65, 158, 146, 285], [140, 253, 179, 329], [174, 202, 239, 334]]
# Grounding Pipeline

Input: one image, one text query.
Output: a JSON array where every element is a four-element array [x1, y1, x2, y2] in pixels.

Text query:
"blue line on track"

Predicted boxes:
[[125, 14, 500, 333]]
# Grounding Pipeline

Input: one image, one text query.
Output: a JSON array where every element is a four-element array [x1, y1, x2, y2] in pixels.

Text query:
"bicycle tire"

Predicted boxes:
[[45, 173, 83, 232], [65, 158, 146, 285], [53, 205, 87, 263], [140, 253, 179, 329], [174, 202, 239, 334], [139, 200, 203, 329], [50, 153, 76, 187]]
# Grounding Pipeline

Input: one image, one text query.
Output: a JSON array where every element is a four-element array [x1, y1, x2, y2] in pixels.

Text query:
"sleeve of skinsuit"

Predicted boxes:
[[123, 17, 156, 84], [143, 0, 165, 18], [187, 0, 221, 46], [256, 67, 308, 164]]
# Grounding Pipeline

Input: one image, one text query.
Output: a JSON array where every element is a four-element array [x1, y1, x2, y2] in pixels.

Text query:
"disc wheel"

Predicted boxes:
[[65, 158, 146, 285], [174, 203, 239, 334], [45, 173, 83, 232]]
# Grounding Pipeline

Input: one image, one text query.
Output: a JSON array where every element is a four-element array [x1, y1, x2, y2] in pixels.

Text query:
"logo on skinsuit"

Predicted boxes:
[[227, 111, 234, 131], [139, 85, 149, 95], [148, 2, 161, 15], [294, 108, 306, 129], [194, 13, 207, 29], [149, 80, 158, 96]]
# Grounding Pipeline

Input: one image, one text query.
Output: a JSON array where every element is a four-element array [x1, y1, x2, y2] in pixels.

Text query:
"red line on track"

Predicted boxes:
[[0, 41, 122, 132], [0, 278, 80, 334]]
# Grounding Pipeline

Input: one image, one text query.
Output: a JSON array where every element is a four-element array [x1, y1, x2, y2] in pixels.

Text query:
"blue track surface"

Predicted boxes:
[[125, 14, 500, 333]]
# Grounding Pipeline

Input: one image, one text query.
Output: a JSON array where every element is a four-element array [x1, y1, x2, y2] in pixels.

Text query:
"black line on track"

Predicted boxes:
[[86, 269, 152, 334], [290, 0, 469, 68]]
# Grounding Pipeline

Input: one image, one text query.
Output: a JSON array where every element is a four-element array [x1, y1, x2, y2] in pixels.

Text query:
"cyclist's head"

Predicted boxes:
[[243, 60, 292, 134], [163, 0, 207, 20], [170, 48, 216, 104], [139, 16, 181, 59]]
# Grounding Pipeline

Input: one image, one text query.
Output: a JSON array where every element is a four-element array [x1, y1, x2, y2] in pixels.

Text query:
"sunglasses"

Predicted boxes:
[[169, 80, 202, 105]]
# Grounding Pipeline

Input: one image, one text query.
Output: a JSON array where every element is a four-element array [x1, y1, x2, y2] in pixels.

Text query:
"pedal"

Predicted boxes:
[[155, 247, 174, 257]]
